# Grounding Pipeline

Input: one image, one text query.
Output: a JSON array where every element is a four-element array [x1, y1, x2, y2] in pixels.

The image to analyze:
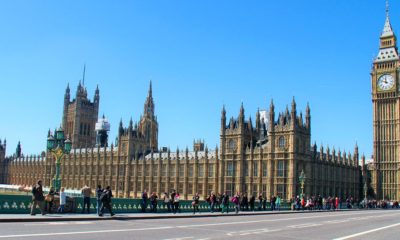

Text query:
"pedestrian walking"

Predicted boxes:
[[150, 192, 158, 213], [258, 193, 263, 211], [232, 192, 240, 214], [30, 180, 45, 215], [96, 185, 103, 215], [210, 191, 217, 213], [80, 185, 91, 213], [57, 187, 67, 213], [163, 192, 171, 212], [221, 192, 229, 214], [173, 192, 181, 214], [99, 186, 115, 217], [170, 190, 176, 213], [249, 195, 255, 211], [276, 195, 281, 211], [141, 189, 148, 213], [192, 193, 200, 214], [270, 195, 276, 211], [45, 187, 55, 214]]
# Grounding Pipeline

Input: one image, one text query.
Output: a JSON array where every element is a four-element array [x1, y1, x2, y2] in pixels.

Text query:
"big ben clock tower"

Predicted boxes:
[[371, 1, 400, 200]]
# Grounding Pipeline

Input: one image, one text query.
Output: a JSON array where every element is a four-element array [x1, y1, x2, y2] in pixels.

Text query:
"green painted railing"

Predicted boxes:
[[0, 194, 298, 214]]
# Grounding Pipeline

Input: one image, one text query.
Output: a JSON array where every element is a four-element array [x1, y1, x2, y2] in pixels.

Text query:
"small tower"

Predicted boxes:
[[193, 139, 205, 151], [15, 141, 22, 158], [61, 67, 99, 149], [95, 115, 110, 148], [138, 81, 159, 153]]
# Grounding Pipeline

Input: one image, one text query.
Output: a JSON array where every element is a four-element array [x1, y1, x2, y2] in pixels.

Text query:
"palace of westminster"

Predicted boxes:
[[1, 5, 400, 201]]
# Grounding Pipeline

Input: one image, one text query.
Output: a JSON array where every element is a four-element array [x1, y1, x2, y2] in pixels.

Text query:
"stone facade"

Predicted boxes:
[[2, 82, 361, 200], [369, 6, 400, 200]]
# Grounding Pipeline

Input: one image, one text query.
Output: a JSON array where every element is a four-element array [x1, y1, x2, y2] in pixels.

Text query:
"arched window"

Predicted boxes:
[[279, 136, 285, 148], [228, 139, 236, 149]]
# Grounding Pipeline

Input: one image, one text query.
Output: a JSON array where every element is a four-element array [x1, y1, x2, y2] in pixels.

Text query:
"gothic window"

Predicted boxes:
[[277, 184, 286, 198], [244, 161, 249, 176], [80, 123, 83, 135], [162, 164, 167, 176], [279, 136, 285, 148], [253, 161, 258, 177], [188, 164, 194, 176], [228, 139, 237, 150], [87, 124, 90, 136], [152, 165, 158, 177], [208, 165, 214, 177], [263, 162, 267, 177], [179, 165, 184, 177], [227, 162, 234, 176], [188, 183, 193, 195], [198, 165, 204, 177], [277, 160, 285, 177], [170, 165, 175, 177]]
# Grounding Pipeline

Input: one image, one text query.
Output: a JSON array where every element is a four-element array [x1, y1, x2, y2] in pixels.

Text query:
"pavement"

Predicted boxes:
[[0, 209, 326, 222], [0, 210, 399, 240]]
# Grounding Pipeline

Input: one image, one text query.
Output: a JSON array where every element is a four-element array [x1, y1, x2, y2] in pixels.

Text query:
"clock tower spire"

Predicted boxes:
[[371, 0, 400, 201]]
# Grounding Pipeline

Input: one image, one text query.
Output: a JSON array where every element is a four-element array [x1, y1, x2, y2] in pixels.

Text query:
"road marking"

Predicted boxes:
[[333, 222, 400, 240], [0, 226, 174, 238], [226, 228, 282, 236], [175, 211, 391, 228], [323, 220, 349, 224], [288, 223, 322, 229], [163, 237, 193, 240]]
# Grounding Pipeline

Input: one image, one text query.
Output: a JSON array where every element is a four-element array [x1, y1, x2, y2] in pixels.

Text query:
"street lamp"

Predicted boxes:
[[299, 169, 306, 199], [363, 181, 368, 208], [47, 127, 71, 192]]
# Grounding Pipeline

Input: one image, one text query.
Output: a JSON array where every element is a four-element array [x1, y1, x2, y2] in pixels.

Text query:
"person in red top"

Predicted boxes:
[[335, 197, 339, 210]]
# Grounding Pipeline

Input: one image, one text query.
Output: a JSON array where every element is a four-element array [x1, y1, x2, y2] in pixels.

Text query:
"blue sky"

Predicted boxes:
[[0, 0, 392, 158]]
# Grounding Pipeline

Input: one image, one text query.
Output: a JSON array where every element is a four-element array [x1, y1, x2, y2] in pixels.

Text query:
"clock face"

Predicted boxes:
[[378, 74, 395, 91]]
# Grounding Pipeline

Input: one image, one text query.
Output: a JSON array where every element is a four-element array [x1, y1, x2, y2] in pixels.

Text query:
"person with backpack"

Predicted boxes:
[[30, 180, 45, 215], [99, 186, 115, 217], [96, 185, 103, 215]]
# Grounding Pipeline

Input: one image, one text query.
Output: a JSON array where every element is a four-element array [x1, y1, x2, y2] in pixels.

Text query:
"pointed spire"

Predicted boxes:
[[291, 96, 296, 113], [118, 118, 124, 136], [270, 99, 274, 111], [382, 0, 394, 37], [129, 117, 133, 130], [82, 64, 86, 86], [148, 80, 152, 98]]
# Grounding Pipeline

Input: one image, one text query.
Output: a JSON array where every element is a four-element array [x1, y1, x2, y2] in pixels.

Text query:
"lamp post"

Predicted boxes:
[[363, 181, 368, 208], [299, 169, 306, 199], [47, 127, 71, 192]]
